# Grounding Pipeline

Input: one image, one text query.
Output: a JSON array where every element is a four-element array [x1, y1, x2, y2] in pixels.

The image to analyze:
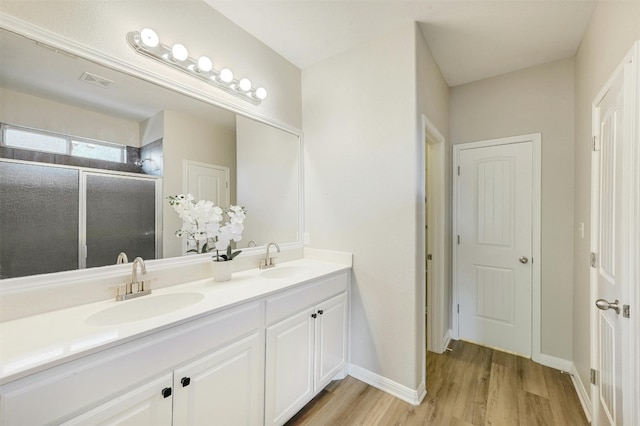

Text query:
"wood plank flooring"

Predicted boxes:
[[285, 340, 589, 426]]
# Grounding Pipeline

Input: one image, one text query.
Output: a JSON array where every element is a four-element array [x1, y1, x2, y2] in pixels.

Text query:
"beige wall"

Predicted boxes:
[[0, 87, 140, 146], [450, 57, 576, 361], [162, 110, 236, 258], [573, 0, 640, 391], [303, 24, 423, 390]]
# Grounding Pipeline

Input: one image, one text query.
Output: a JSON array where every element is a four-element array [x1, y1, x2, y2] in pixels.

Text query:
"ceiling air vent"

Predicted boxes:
[[79, 72, 113, 88]]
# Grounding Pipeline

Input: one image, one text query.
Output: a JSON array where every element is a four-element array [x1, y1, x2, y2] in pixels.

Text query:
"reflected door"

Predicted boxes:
[[0, 161, 79, 278], [84, 173, 157, 267], [184, 161, 229, 207]]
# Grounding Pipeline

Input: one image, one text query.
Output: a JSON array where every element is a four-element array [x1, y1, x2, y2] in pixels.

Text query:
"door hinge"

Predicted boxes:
[[623, 304, 630, 318], [457, 165, 460, 176], [457, 235, 460, 245], [593, 136, 600, 151], [457, 304, 460, 314], [427, 254, 432, 260], [590, 252, 597, 268], [590, 368, 597, 385]]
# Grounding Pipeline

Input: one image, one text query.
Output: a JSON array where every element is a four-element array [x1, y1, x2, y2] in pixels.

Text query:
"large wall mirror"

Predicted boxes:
[[0, 27, 303, 279]]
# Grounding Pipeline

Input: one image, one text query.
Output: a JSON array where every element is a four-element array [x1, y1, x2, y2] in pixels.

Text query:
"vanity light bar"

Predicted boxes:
[[126, 28, 267, 105]]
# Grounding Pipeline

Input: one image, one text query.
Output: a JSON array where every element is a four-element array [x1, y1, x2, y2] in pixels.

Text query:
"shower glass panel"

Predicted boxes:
[[0, 161, 79, 279], [85, 174, 156, 268]]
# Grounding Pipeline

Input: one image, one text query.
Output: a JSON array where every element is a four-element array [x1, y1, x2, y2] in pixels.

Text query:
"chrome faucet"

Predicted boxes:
[[116, 252, 129, 264], [115, 257, 152, 301], [248, 240, 258, 247], [260, 242, 280, 269]]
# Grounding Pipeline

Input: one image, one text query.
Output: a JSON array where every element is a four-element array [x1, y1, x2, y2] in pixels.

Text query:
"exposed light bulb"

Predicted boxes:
[[171, 44, 188, 61], [255, 87, 267, 100], [196, 56, 213, 72], [239, 78, 252, 91], [219, 68, 234, 83], [140, 28, 159, 48]]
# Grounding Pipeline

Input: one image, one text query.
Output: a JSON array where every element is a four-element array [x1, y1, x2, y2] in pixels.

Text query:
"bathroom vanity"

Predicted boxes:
[[0, 255, 351, 426]]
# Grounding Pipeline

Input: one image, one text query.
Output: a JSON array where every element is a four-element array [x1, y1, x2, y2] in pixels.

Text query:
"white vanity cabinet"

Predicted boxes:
[[172, 331, 263, 426], [60, 374, 174, 426], [0, 302, 263, 426], [0, 264, 351, 426], [264, 273, 349, 426]]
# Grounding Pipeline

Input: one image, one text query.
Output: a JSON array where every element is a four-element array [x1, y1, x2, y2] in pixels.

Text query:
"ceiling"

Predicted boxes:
[[204, 0, 597, 86]]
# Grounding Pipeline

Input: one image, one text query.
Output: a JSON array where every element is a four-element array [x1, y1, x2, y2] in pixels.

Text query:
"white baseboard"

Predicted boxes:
[[348, 364, 426, 406], [570, 363, 592, 423], [535, 352, 573, 372], [441, 329, 452, 352]]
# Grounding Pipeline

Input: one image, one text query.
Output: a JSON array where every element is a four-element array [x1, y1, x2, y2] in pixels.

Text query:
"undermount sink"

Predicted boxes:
[[259, 266, 310, 279], [86, 292, 205, 326]]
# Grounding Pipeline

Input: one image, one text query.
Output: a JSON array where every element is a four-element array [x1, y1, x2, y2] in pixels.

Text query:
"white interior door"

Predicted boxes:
[[591, 54, 631, 426], [184, 160, 230, 207], [455, 140, 533, 356]]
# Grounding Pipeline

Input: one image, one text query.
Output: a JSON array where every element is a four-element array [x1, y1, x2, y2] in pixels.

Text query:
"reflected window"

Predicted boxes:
[[1, 124, 126, 163]]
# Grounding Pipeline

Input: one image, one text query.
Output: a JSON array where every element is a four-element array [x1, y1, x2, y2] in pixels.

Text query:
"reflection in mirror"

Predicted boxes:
[[0, 28, 302, 279]]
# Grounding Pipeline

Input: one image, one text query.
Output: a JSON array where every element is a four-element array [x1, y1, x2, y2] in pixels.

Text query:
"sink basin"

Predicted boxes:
[[260, 266, 310, 279], [86, 292, 205, 326]]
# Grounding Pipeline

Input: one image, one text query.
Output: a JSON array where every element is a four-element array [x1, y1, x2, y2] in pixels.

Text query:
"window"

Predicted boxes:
[[1, 124, 126, 163]]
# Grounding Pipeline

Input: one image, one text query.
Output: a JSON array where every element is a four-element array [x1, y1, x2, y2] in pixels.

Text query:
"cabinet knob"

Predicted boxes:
[[181, 377, 191, 387], [311, 313, 317, 318], [318, 309, 324, 315], [161, 387, 172, 398]]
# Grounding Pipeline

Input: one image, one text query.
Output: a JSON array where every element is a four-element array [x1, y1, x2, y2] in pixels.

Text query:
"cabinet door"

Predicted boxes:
[[172, 332, 263, 426], [265, 308, 315, 426], [60, 374, 173, 426], [314, 292, 349, 392]]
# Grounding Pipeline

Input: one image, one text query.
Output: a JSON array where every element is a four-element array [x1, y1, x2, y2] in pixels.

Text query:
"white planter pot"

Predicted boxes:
[[212, 260, 233, 282]]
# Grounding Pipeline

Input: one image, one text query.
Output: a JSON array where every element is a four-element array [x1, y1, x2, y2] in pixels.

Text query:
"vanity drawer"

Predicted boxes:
[[0, 301, 262, 426], [265, 271, 349, 325]]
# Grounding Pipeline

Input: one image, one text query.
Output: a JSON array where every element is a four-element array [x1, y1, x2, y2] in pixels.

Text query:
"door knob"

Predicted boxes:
[[595, 299, 620, 314], [519, 256, 528, 264]]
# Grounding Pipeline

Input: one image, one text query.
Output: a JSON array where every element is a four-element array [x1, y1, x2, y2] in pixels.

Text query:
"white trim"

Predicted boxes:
[[441, 329, 452, 352], [536, 353, 572, 372], [451, 134, 542, 361], [347, 365, 426, 406], [570, 363, 593, 424], [421, 115, 448, 357]]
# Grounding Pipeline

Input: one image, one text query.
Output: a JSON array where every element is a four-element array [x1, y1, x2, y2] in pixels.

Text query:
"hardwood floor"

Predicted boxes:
[[286, 340, 589, 426]]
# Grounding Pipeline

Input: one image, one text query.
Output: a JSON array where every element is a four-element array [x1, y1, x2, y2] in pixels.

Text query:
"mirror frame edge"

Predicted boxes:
[[0, 12, 305, 287]]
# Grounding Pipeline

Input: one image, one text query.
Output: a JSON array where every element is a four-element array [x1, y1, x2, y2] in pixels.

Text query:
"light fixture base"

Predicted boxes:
[[126, 31, 265, 105]]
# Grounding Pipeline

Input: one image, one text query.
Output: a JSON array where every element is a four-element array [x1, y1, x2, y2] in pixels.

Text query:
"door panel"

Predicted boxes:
[[0, 161, 79, 278], [594, 68, 625, 426], [457, 141, 533, 356], [85, 174, 157, 267]]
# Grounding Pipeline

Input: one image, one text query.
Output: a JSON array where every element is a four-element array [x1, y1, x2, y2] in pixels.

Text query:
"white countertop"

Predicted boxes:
[[0, 257, 351, 385]]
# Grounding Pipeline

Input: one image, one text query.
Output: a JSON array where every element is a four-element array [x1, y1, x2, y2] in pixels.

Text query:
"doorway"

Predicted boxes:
[[422, 115, 447, 359], [452, 134, 541, 357]]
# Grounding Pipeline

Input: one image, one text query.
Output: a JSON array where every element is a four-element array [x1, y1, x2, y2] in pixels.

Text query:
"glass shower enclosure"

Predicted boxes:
[[0, 160, 161, 279]]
